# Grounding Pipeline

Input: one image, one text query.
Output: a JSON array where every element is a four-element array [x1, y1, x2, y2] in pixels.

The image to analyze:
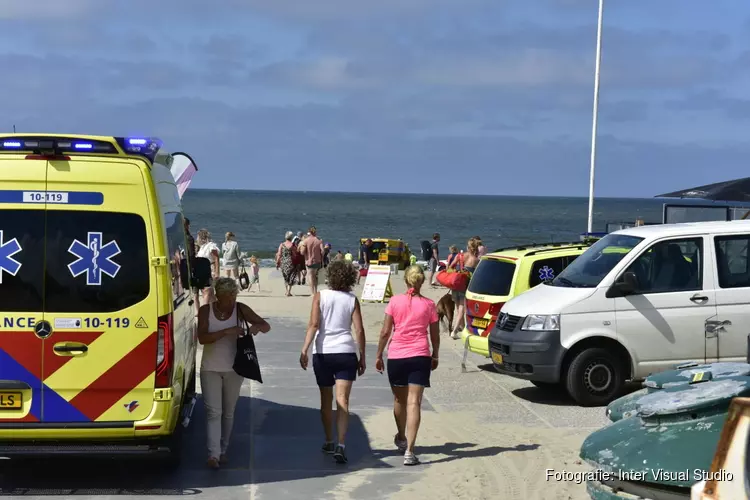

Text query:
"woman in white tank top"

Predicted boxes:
[[198, 277, 270, 469], [300, 260, 366, 464]]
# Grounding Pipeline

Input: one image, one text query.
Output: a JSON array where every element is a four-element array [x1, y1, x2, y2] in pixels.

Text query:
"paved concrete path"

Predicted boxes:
[[0, 316, 609, 499]]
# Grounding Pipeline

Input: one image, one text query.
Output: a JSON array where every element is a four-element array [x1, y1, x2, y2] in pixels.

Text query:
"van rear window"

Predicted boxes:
[[0, 210, 45, 312], [45, 211, 150, 313], [467, 258, 516, 296]]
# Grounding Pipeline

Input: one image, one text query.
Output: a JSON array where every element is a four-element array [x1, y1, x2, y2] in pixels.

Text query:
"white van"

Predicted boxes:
[[489, 221, 750, 406]]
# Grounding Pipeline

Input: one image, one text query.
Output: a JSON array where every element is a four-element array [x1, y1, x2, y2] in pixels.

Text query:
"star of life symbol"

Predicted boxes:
[[0, 230, 22, 284], [67, 232, 122, 286], [539, 265, 555, 282]]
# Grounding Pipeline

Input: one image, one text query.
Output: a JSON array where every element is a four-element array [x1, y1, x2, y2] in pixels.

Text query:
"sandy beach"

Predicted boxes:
[[233, 267, 604, 499]]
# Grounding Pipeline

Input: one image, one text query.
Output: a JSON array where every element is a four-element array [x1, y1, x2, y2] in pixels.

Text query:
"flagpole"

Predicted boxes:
[[587, 0, 604, 234]]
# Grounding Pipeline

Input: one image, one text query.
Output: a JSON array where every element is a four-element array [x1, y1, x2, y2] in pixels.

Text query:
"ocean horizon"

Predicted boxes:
[[180, 189, 744, 267], [188, 187, 659, 201]]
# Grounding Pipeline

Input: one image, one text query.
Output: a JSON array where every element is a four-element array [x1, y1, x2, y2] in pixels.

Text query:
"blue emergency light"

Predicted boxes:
[[114, 137, 163, 163], [0, 136, 162, 163]]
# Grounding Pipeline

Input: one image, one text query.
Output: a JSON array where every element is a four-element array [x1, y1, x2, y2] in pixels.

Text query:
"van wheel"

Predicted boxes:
[[565, 347, 624, 406]]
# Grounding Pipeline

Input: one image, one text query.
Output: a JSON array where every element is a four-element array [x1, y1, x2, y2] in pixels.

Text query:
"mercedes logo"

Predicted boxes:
[[34, 320, 52, 339], [499, 314, 508, 328]]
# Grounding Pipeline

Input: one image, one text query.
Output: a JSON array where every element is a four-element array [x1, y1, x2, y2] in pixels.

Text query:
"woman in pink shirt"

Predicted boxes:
[[375, 265, 440, 466]]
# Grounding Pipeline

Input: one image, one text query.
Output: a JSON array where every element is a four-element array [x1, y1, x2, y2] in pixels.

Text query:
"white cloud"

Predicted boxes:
[[254, 57, 380, 90], [412, 50, 591, 87]]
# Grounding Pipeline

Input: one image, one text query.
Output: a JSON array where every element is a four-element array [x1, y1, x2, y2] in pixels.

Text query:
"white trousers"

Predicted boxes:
[[201, 370, 244, 459]]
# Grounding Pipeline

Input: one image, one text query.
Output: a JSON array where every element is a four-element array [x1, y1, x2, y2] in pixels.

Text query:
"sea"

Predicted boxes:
[[181, 190, 672, 267]]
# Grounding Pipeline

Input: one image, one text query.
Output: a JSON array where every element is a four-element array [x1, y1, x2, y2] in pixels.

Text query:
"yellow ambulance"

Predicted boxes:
[[0, 135, 206, 465]]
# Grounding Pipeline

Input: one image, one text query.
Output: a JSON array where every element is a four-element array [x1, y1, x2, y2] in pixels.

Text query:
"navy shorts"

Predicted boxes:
[[313, 353, 358, 387], [387, 356, 432, 388]]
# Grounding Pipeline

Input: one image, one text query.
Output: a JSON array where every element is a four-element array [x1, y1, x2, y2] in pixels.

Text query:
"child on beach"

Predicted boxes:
[[249, 255, 260, 292]]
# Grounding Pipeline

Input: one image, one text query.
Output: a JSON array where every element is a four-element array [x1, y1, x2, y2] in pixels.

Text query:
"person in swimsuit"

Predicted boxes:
[[451, 238, 480, 339]]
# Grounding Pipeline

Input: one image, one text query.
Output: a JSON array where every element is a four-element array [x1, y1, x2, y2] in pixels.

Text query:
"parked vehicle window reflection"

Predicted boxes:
[[623, 238, 702, 294], [551, 234, 642, 288]]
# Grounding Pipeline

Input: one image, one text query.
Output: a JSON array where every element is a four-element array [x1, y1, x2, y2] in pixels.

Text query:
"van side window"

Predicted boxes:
[[165, 212, 190, 305], [624, 238, 703, 294], [529, 257, 565, 287], [715, 235, 750, 288]]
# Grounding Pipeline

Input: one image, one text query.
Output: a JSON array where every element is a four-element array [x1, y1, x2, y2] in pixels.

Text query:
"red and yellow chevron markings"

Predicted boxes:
[[69, 332, 156, 421], [0, 328, 157, 423]]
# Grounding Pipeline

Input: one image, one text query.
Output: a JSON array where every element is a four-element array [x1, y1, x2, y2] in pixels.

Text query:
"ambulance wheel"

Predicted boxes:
[[565, 347, 624, 407], [185, 363, 197, 398], [160, 424, 184, 471]]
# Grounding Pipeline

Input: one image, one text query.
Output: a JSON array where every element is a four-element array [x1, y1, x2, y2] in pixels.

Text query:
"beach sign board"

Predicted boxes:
[[361, 265, 393, 303]]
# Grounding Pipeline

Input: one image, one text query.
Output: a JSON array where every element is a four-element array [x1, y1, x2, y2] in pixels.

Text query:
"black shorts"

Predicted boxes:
[[387, 356, 432, 388], [313, 353, 358, 387]]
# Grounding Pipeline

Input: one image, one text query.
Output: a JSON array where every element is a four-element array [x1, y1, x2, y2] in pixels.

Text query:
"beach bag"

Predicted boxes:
[[233, 305, 263, 383], [420, 240, 433, 261], [239, 265, 250, 290], [436, 269, 470, 292]]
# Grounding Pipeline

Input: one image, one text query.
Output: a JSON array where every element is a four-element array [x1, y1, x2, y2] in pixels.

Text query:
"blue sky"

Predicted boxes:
[[1, 0, 749, 197]]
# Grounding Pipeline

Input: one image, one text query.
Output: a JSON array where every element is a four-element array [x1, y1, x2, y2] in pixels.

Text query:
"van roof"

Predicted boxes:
[[485, 241, 590, 260], [615, 219, 750, 238], [0, 134, 164, 165]]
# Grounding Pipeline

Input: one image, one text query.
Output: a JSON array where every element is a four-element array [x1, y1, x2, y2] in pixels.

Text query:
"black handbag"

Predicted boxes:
[[239, 265, 250, 291], [233, 304, 263, 383]]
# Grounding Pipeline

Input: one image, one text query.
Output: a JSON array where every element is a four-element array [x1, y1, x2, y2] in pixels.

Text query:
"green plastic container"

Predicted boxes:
[[605, 362, 750, 422], [581, 376, 750, 498]]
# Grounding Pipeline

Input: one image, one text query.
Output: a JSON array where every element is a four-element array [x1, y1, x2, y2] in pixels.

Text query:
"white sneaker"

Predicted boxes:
[[404, 451, 420, 466]]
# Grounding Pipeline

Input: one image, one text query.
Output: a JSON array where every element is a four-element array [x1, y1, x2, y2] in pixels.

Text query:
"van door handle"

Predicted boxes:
[[690, 294, 709, 304], [53, 342, 88, 355]]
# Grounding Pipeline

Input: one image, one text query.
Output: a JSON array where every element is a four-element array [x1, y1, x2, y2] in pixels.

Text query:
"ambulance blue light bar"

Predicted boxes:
[[114, 137, 162, 163], [0, 137, 117, 155]]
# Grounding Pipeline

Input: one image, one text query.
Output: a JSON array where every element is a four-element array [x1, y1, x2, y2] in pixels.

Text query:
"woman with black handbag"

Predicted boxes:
[[197, 278, 270, 469]]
